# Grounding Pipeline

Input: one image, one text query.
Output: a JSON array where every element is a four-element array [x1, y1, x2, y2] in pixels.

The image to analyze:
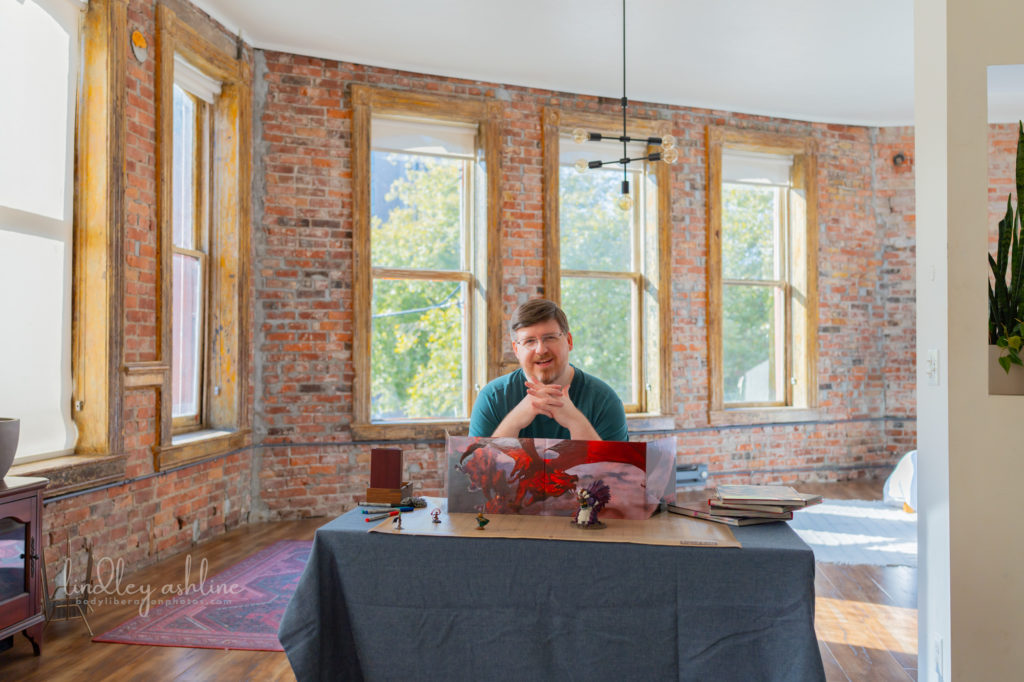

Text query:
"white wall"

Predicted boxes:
[[916, 0, 1024, 679]]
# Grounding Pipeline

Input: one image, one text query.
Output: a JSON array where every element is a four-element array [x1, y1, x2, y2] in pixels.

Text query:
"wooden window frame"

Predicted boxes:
[[10, 0, 130, 496], [706, 126, 819, 426], [350, 85, 503, 441], [150, 4, 251, 469], [541, 107, 673, 419], [169, 85, 210, 434]]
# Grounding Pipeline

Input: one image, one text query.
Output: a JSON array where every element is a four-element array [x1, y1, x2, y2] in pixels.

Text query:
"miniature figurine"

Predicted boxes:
[[573, 480, 611, 530], [475, 512, 490, 530], [430, 508, 442, 524], [392, 514, 402, 530]]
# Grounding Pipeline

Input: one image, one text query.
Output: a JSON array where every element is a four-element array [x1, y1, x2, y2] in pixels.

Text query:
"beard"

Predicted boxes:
[[529, 355, 563, 384]]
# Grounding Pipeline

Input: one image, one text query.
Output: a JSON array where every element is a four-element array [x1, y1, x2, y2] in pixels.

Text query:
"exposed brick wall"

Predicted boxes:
[[39, 0, 255, 581], [251, 52, 923, 517], [122, 0, 158, 367], [43, 453, 252, 575], [989, 122, 1019, 246], [873, 127, 917, 456]]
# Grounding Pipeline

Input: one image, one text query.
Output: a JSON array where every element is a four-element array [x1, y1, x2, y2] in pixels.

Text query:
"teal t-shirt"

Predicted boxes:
[[468, 365, 628, 441]]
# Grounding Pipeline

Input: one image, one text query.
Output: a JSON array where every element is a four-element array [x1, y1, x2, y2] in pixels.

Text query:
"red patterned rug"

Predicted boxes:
[[92, 540, 312, 651]]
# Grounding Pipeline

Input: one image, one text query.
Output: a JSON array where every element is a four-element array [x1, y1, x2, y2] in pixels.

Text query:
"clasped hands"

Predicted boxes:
[[494, 380, 599, 440]]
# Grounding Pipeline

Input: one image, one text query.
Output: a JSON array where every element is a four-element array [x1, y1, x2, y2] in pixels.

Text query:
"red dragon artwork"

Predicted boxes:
[[451, 437, 650, 516]]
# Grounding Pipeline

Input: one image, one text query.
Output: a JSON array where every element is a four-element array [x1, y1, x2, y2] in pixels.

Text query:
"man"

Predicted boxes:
[[469, 298, 628, 441]]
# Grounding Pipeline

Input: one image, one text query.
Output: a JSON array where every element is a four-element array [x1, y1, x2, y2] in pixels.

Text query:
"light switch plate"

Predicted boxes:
[[926, 348, 939, 386]]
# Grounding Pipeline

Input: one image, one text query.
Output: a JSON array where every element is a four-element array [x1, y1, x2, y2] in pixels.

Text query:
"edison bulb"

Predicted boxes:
[[661, 134, 677, 150], [617, 193, 634, 211], [661, 146, 679, 164], [572, 128, 588, 144], [574, 158, 588, 174]]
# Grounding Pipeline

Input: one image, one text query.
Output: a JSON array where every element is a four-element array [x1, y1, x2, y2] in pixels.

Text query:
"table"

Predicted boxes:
[[278, 507, 826, 681]]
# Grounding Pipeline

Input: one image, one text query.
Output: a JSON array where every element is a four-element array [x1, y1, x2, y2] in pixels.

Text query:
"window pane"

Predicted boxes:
[[371, 279, 466, 420], [172, 84, 195, 250], [172, 253, 203, 418], [0, 0, 77, 220], [559, 167, 633, 272], [0, 228, 74, 456], [560, 276, 634, 404], [370, 152, 464, 270], [722, 284, 783, 403], [722, 183, 777, 281]]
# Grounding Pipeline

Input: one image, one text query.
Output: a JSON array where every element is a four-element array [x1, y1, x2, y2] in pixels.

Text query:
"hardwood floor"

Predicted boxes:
[[0, 480, 917, 681], [801, 479, 918, 681]]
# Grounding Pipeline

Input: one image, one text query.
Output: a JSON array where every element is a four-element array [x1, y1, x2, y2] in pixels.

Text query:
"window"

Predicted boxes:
[[0, 0, 84, 463], [6, 0, 133, 493], [707, 127, 818, 424], [369, 117, 478, 420], [351, 85, 503, 440], [171, 61, 219, 432], [152, 4, 251, 468], [542, 109, 672, 416]]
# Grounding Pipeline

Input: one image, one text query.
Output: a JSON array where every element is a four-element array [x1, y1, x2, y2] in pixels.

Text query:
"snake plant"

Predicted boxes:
[[989, 121, 1024, 372]]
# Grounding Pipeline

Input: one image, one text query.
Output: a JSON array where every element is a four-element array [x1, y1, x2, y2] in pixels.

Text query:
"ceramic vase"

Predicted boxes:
[[0, 417, 19, 479], [989, 346, 1024, 395]]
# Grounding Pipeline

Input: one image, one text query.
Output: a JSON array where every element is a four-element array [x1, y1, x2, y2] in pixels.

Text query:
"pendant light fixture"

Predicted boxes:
[[571, 0, 678, 211]]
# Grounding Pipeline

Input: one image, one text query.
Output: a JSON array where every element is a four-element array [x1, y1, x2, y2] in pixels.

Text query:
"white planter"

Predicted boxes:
[[989, 346, 1024, 395]]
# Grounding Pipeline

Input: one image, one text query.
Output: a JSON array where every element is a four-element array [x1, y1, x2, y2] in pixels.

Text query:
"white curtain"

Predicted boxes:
[[722, 149, 793, 185], [372, 116, 477, 157]]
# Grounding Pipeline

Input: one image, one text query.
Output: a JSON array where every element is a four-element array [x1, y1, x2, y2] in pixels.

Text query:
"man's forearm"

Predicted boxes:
[[565, 409, 602, 440], [566, 416, 600, 441], [491, 413, 527, 438]]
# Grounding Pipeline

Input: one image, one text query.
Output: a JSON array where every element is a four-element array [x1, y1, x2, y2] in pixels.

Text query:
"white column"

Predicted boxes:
[[915, 0, 1024, 679]]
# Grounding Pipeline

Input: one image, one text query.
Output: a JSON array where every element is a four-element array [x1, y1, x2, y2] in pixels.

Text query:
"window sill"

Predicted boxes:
[[352, 415, 676, 442], [351, 420, 470, 443], [9, 453, 127, 499], [626, 414, 676, 433], [153, 428, 251, 471], [708, 407, 821, 427]]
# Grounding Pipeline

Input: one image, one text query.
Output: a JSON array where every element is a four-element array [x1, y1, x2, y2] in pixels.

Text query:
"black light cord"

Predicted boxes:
[[572, 0, 677, 205], [622, 0, 628, 191]]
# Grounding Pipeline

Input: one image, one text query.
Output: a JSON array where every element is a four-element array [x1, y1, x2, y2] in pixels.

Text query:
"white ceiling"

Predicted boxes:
[[192, 0, 918, 126]]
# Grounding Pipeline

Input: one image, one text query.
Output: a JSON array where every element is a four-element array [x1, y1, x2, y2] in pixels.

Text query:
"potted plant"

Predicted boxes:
[[988, 121, 1024, 393]]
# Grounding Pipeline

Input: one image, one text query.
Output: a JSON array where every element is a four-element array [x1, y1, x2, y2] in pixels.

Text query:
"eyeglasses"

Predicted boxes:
[[515, 332, 565, 352]]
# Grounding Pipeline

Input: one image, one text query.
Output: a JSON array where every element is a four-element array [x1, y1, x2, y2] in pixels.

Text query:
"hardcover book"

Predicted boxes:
[[445, 435, 675, 519], [700, 503, 793, 519], [369, 448, 403, 489], [714, 485, 822, 507], [667, 500, 788, 526], [708, 496, 822, 514]]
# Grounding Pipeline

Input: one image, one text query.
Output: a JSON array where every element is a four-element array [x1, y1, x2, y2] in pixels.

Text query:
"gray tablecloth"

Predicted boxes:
[[278, 508, 825, 681]]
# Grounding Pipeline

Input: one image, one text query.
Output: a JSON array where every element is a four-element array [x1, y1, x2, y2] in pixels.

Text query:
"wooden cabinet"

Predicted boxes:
[[0, 477, 47, 655]]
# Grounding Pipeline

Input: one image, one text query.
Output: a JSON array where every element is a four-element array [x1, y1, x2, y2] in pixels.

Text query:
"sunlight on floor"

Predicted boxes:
[[816, 597, 918, 655], [791, 499, 918, 567]]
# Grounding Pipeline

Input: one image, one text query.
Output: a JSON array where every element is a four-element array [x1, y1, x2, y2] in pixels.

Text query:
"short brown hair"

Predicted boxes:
[[509, 298, 569, 338]]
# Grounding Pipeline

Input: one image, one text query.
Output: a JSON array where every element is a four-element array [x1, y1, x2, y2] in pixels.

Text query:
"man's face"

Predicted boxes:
[[512, 319, 573, 385]]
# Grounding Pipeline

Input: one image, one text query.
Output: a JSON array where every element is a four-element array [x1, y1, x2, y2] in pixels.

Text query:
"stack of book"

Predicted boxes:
[[667, 484, 823, 526]]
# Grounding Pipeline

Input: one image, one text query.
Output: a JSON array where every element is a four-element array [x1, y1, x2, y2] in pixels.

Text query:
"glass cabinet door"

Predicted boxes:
[[0, 517, 27, 603]]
